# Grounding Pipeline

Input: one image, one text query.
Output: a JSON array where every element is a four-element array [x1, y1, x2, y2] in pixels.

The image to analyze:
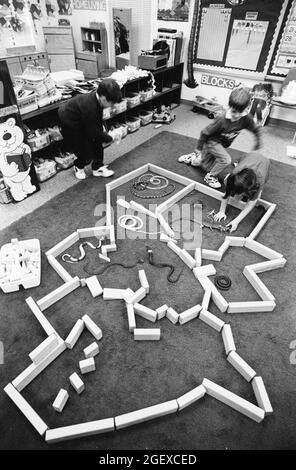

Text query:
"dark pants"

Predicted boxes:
[[60, 124, 104, 170]]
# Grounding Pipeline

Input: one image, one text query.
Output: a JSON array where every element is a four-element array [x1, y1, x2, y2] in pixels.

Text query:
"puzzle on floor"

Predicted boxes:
[[4, 163, 286, 443]]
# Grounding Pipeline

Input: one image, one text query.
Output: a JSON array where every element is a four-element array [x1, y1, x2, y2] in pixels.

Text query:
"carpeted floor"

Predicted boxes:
[[0, 131, 296, 450]]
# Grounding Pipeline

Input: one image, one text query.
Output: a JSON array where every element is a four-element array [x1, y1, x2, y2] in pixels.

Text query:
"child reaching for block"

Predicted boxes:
[[178, 87, 262, 188]]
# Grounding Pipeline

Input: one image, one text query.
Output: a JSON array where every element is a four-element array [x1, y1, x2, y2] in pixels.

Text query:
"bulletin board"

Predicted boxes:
[[193, 0, 287, 74]]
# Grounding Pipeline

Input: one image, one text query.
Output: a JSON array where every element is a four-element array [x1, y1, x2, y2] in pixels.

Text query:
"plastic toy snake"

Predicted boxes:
[[146, 246, 182, 284], [62, 239, 104, 263]]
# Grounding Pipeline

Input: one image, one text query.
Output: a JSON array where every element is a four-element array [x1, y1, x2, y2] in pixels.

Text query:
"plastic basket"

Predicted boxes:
[[139, 110, 153, 125], [0, 186, 13, 204], [126, 92, 141, 108], [113, 99, 127, 114], [139, 88, 154, 102], [126, 116, 141, 133], [103, 106, 113, 119], [34, 160, 57, 182]]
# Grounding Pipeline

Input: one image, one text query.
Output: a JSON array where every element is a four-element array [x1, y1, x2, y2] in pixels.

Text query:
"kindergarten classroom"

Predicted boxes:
[[1, 0, 296, 453]]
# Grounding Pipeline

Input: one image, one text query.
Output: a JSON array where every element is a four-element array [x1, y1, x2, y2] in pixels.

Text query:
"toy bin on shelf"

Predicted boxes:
[[126, 92, 141, 109], [126, 116, 141, 133], [103, 106, 113, 119], [139, 89, 154, 102], [34, 160, 57, 182], [139, 110, 153, 125], [0, 238, 41, 293], [113, 99, 127, 114]]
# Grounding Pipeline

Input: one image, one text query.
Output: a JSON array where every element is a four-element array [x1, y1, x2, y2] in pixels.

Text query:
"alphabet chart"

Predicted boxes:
[[196, 7, 231, 62]]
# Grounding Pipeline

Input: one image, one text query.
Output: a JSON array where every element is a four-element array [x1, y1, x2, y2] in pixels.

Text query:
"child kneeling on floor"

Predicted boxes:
[[58, 78, 122, 180], [178, 87, 262, 188], [214, 151, 270, 232]]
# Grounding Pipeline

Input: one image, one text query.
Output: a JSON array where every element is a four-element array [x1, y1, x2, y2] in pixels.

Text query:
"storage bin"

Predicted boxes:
[[126, 92, 141, 108], [0, 186, 13, 204], [139, 110, 153, 126], [113, 99, 127, 114], [34, 159, 57, 182], [126, 116, 141, 133], [139, 88, 154, 102], [103, 106, 113, 119], [27, 129, 51, 151]]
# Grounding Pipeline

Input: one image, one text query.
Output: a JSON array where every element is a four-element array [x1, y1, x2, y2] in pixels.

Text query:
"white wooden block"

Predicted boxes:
[[202, 249, 222, 262], [208, 281, 228, 313], [202, 378, 265, 423], [156, 183, 195, 213], [69, 372, 85, 394], [227, 301, 276, 313], [29, 333, 59, 364], [65, 319, 84, 349], [115, 400, 178, 429], [99, 253, 111, 262], [47, 255, 73, 282], [201, 289, 212, 311], [127, 303, 136, 332], [149, 163, 194, 185], [52, 389, 69, 413], [79, 357, 96, 374], [138, 269, 149, 293], [45, 418, 115, 443], [199, 308, 225, 332], [156, 304, 168, 320], [179, 305, 202, 325], [82, 315, 103, 340], [108, 225, 115, 245], [179, 249, 196, 269], [12, 338, 66, 392], [4, 383, 49, 435], [244, 238, 283, 260], [248, 258, 286, 273], [166, 307, 179, 324], [177, 384, 206, 410], [103, 244, 117, 253], [157, 213, 175, 238], [227, 351, 256, 382], [248, 203, 276, 240], [103, 288, 128, 300], [225, 236, 246, 247], [167, 240, 182, 256], [85, 276, 103, 298], [123, 288, 135, 303], [128, 287, 147, 305], [107, 164, 149, 190], [218, 238, 230, 255], [117, 198, 130, 209], [195, 181, 223, 200], [134, 303, 157, 322], [77, 226, 108, 239], [222, 324, 236, 355], [133, 328, 161, 340], [80, 278, 87, 287], [46, 232, 79, 257], [130, 200, 157, 218], [243, 266, 275, 301], [252, 376, 273, 414], [25, 297, 56, 336], [160, 233, 177, 244], [193, 264, 216, 278], [84, 342, 99, 359], [195, 248, 202, 267], [37, 277, 80, 311]]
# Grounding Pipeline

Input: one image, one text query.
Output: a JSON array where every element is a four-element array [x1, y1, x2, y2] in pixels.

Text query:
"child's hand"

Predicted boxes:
[[213, 211, 226, 222], [226, 219, 238, 232]]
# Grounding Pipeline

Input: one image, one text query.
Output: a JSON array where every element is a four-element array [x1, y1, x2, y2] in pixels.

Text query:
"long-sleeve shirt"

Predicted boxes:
[[196, 112, 261, 151], [58, 91, 112, 145], [232, 152, 270, 200]]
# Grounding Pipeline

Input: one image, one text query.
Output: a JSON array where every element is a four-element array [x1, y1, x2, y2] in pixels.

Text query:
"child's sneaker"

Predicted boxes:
[[74, 166, 87, 180], [92, 165, 114, 177], [178, 152, 196, 164], [204, 173, 221, 188], [190, 152, 202, 167]]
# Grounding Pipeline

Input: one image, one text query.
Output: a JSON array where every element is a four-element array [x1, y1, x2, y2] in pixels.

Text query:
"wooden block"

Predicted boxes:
[[177, 384, 206, 411], [248, 203, 276, 240], [202, 249, 222, 262], [133, 328, 161, 340], [208, 280, 228, 313], [221, 324, 236, 355], [65, 319, 84, 349], [85, 276, 103, 298], [117, 198, 130, 209], [45, 418, 115, 443], [52, 389, 69, 413], [134, 303, 157, 322], [103, 244, 117, 254], [160, 233, 177, 244], [108, 225, 115, 245], [195, 248, 202, 267], [123, 288, 135, 303], [82, 315, 103, 340], [167, 240, 182, 256], [251, 376, 273, 414], [157, 213, 175, 238], [156, 304, 168, 320], [130, 200, 157, 218], [99, 253, 111, 262], [29, 333, 59, 364], [243, 266, 275, 301], [248, 258, 287, 273], [199, 308, 225, 332], [195, 182, 223, 200], [77, 226, 108, 239], [37, 277, 80, 312], [201, 289, 211, 311], [69, 372, 84, 394], [138, 269, 149, 293], [193, 264, 216, 278], [106, 188, 112, 226], [84, 342, 99, 359], [25, 297, 56, 336], [225, 236, 246, 247], [156, 183, 195, 214], [227, 301, 276, 313], [79, 357, 96, 374], [218, 238, 230, 256], [107, 164, 149, 190], [179, 249, 196, 269], [166, 307, 179, 324], [148, 163, 194, 186], [127, 303, 136, 332], [80, 278, 87, 287], [4, 383, 48, 436], [244, 238, 283, 260], [115, 399, 178, 430], [227, 351, 256, 382], [103, 288, 128, 300], [12, 338, 66, 392], [202, 378, 265, 423], [46, 232, 79, 257], [128, 287, 147, 305], [47, 255, 73, 282], [179, 305, 201, 325]]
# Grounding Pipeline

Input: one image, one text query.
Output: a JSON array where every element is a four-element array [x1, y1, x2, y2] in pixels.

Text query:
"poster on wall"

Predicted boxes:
[[72, 0, 106, 11], [157, 0, 190, 22], [271, 0, 296, 75], [0, 0, 31, 50]]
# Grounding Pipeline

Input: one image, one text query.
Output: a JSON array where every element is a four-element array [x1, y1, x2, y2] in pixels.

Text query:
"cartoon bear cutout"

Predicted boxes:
[[0, 117, 36, 201]]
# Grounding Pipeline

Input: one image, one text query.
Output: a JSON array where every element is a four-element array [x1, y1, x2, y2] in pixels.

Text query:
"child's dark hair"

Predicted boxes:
[[223, 169, 260, 201], [97, 78, 122, 103], [229, 87, 251, 112]]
